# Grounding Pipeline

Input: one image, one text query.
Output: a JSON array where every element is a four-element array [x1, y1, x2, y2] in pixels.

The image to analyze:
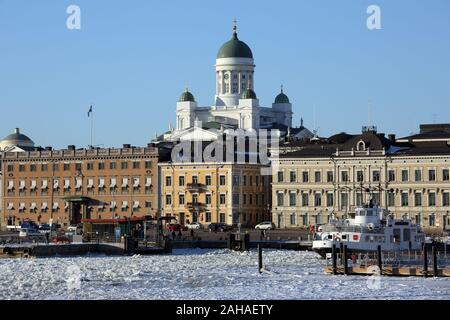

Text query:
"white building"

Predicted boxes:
[[167, 23, 296, 141]]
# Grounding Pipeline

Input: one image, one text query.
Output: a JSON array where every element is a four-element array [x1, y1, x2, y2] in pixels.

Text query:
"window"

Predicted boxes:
[[302, 172, 309, 183], [290, 171, 296, 183], [302, 193, 309, 207], [249, 194, 253, 204], [165, 176, 172, 187], [75, 163, 82, 171], [429, 169, 436, 181], [121, 162, 128, 170], [232, 194, 239, 205], [290, 214, 296, 225], [429, 214, 436, 227], [220, 213, 226, 223], [243, 194, 247, 205], [165, 195, 172, 205], [388, 192, 395, 207], [388, 170, 395, 182], [206, 194, 212, 205], [233, 175, 240, 186], [372, 171, 380, 182], [443, 169, 450, 181], [414, 169, 422, 182], [314, 193, 321, 206], [277, 193, 284, 206], [315, 172, 321, 183], [289, 193, 296, 206], [110, 162, 117, 170], [255, 176, 259, 186], [249, 176, 253, 186], [340, 193, 349, 210], [192, 176, 198, 185], [302, 215, 308, 226], [133, 161, 140, 169], [277, 171, 284, 183], [145, 201, 152, 208], [19, 164, 25, 172], [41, 164, 48, 172], [443, 192, 450, 206], [326, 193, 334, 207], [206, 212, 212, 223], [401, 170, 408, 182], [145, 161, 152, 169], [205, 176, 212, 186], [414, 193, 422, 207], [357, 171, 364, 182], [63, 163, 70, 171], [327, 172, 334, 183], [242, 175, 247, 186], [30, 164, 37, 172], [401, 193, 409, 206], [356, 193, 363, 206], [219, 194, 226, 205], [179, 176, 185, 186], [219, 175, 226, 186], [7, 164, 14, 172], [98, 162, 105, 170], [341, 171, 349, 182], [87, 162, 94, 170], [179, 194, 185, 205], [429, 192, 436, 206]]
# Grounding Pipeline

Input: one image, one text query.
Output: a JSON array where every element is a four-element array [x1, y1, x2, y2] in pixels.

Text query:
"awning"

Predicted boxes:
[[122, 178, 128, 188], [121, 201, 128, 209], [30, 181, 37, 190], [75, 178, 82, 189], [110, 179, 116, 188], [53, 203, 59, 210], [7, 203, 14, 210], [41, 180, 48, 189], [19, 203, 25, 210], [41, 203, 48, 210], [64, 180, 70, 189], [133, 178, 140, 188], [98, 205, 104, 210], [7, 181, 14, 190], [133, 201, 140, 209], [98, 179, 105, 188], [19, 182, 26, 190], [63, 196, 91, 203], [54, 180, 59, 189], [87, 179, 94, 189], [65, 202, 69, 209], [145, 177, 152, 187], [30, 203, 37, 210], [110, 201, 116, 209]]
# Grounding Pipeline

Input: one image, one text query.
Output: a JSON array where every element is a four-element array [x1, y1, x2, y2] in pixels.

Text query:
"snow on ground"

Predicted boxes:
[[0, 249, 448, 300]]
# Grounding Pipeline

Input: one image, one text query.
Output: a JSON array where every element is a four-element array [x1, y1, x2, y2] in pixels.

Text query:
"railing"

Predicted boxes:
[[186, 202, 206, 211], [186, 183, 206, 192]]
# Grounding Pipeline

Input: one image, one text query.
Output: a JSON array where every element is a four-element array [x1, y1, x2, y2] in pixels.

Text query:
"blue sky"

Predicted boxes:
[[1, 0, 449, 149]]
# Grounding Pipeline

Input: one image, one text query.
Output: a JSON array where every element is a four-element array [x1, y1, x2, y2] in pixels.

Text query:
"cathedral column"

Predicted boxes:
[[238, 72, 242, 95]]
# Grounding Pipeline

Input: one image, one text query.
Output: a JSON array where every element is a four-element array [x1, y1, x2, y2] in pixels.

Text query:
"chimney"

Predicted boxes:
[[68, 145, 75, 150], [388, 134, 396, 142], [14, 128, 20, 134], [123, 144, 131, 149]]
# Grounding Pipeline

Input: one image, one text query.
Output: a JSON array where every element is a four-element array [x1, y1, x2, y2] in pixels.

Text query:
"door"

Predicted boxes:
[[179, 213, 185, 225]]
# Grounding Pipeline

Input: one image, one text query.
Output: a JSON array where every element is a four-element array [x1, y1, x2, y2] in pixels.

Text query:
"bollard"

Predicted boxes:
[[332, 244, 337, 275], [432, 244, 438, 277], [343, 245, 348, 275], [377, 245, 382, 275], [423, 243, 428, 278], [258, 244, 263, 273], [339, 242, 344, 265]]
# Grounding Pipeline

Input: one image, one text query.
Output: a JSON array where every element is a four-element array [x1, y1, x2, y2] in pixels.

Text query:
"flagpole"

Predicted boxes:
[[90, 108, 93, 148]]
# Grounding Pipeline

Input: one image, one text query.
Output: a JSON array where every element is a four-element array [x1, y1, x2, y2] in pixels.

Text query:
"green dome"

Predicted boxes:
[[242, 88, 257, 99], [179, 89, 195, 102], [217, 26, 253, 59], [274, 87, 290, 104]]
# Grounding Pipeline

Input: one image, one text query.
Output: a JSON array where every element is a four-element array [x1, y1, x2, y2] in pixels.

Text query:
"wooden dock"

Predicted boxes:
[[325, 265, 450, 277]]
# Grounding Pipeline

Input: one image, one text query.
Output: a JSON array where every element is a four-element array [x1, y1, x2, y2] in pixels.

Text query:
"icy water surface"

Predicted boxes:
[[0, 249, 448, 300]]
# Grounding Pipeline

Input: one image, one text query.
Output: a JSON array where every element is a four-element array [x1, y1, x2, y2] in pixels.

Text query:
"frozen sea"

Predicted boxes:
[[0, 249, 448, 300]]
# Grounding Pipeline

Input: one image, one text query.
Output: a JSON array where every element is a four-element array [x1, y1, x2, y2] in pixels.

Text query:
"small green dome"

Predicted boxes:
[[217, 25, 253, 59], [274, 86, 290, 104], [179, 89, 195, 102], [242, 88, 257, 99]]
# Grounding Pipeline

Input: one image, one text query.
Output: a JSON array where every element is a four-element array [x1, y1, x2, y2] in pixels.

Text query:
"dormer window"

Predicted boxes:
[[357, 140, 366, 151]]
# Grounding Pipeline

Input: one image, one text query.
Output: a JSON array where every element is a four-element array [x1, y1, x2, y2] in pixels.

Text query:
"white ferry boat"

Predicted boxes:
[[312, 200, 425, 258]]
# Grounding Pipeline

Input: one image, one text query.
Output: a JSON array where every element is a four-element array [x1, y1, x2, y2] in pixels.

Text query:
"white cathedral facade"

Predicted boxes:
[[164, 23, 303, 142]]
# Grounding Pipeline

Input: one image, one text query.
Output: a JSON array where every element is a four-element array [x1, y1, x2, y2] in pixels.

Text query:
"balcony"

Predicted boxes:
[[186, 202, 206, 212], [186, 183, 206, 193]]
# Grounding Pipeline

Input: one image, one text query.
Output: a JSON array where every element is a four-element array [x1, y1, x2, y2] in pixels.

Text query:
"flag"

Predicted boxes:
[[87, 105, 93, 117]]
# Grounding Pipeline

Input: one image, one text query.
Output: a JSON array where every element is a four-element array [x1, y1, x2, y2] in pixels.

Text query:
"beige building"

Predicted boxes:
[[271, 125, 450, 233], [1, 143, 167, 228], [159, 162, 271, 227]]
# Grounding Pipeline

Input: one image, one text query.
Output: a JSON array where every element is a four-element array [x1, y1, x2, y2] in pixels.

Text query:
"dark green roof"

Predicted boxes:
[[274, 87, 290, 104], [217, 27, 253, 59], [179, 89, 195, 102], [242, 88, 257, 99]]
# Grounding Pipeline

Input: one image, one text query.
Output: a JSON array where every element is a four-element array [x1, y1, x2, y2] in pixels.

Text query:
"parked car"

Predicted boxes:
[[20, 220, 39, 230], [255, 221, 275, 230], [208, 223, 233, 232], [19, 228, 42, 237], [185, 222, 202, 230], [167, 224, 188, 232]]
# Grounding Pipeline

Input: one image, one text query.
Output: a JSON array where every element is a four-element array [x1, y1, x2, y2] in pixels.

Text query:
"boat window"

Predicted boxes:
[[327, 235, 333, 240], [366, 210, 373, 216], [365, 236, 370, 242], [403, 229, 411, 242], [342, 234, 347, 240]]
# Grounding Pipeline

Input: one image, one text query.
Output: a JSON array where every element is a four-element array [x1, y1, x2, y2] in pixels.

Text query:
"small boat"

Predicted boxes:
[[312, 200, 425, 258]]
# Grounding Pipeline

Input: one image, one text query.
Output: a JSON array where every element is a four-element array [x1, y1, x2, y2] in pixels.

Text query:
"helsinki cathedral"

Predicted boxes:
[[159, 22, 312, 142]]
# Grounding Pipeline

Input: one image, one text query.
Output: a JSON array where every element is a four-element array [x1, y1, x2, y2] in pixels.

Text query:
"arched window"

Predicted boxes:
[[357, 140, 366, 151]]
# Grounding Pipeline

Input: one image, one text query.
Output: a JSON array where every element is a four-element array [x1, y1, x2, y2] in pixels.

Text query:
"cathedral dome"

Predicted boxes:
[[274, 87, 290, 104], [242, 88, 257, 99], [217, 24, 253, 59], [179, 88, 195, 102], [0, 128, 35, 150]]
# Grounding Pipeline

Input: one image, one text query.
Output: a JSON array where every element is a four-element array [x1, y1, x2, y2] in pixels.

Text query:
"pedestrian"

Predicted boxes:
[[171, 230, 176, 240], [190, 228, 194, 240], [178, 229, 182, 240]]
